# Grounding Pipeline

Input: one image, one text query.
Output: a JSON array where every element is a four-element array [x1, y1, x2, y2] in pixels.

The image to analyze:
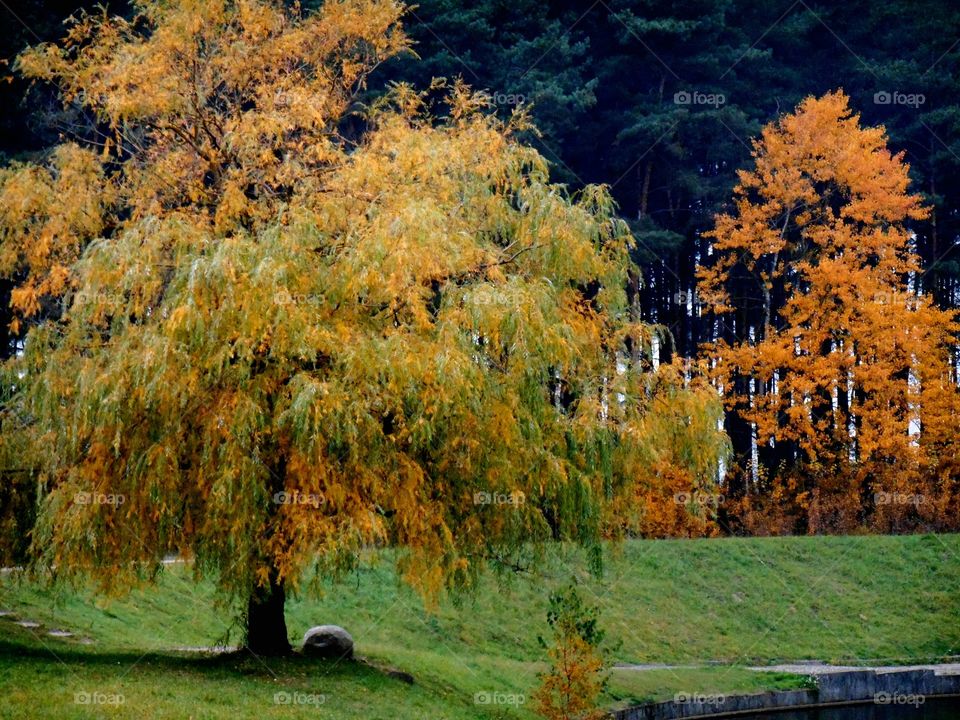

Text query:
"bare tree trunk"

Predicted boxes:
[[639, 160, 652, 220], [638, 75, 665, 220], [0, 278, 13, 361], [246, 564, 291, 656], [246, 453, 291, 656]]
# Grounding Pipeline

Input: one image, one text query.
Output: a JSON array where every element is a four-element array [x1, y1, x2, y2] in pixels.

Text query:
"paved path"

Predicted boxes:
[[614, 661, 960, 676], [750, 662, 960, 676], [173, 645, 238, 654]]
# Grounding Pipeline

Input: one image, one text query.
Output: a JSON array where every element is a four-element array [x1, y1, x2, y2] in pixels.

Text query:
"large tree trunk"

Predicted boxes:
[[0, 278, 13, 361], [245, 565, 291, 656], [245, 449, 292, 656]]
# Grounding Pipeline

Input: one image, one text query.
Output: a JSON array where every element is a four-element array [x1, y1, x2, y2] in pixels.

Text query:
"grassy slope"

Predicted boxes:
[[0, 534, 957, 719]]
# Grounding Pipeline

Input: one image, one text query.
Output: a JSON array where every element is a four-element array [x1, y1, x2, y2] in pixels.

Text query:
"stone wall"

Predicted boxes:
[[613, 668, 960, 720]]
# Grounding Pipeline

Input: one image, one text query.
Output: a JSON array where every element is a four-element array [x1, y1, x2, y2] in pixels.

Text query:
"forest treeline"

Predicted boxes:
[[0, 0, 958, 548]]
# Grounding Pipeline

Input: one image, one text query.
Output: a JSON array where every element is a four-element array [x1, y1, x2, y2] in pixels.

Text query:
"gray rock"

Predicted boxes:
[[302, 625, 354, 660]]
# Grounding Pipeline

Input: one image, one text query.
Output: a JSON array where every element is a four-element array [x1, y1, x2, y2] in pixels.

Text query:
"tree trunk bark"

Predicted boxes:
[[639, 159, 652, 220], [246, 565, 291, 656], [0, 278, 13, 361]]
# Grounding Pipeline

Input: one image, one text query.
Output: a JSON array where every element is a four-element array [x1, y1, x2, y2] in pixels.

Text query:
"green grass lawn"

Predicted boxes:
[[0, 534, 957, 719]]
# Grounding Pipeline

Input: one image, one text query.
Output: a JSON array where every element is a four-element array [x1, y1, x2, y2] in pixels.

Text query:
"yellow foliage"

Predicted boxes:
[[2, 0, 729, 607], [0, 144, 114, 324]]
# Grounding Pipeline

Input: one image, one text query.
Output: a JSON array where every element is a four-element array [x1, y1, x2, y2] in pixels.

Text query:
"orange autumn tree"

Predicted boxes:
[[698, 91, 960, 533], [0, 144, 116, 333], [0, 0, 728, 654], [533, 584, 609, 720], [616, 359, 728, 539]]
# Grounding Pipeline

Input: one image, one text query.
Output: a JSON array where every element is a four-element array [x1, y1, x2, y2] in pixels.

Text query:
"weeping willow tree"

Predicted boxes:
[[0, 0, 728, 655]]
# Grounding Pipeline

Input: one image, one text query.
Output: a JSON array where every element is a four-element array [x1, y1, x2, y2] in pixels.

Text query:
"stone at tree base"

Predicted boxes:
[[302, 625, 354, 660]]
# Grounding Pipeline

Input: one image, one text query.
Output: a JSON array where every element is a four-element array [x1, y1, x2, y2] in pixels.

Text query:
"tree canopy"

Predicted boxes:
[[0, 0, 728, 652], [699, 92, 960, 533]]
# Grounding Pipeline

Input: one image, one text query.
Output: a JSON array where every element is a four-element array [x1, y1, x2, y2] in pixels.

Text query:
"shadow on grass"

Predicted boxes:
[[0, 635, 382, 681]]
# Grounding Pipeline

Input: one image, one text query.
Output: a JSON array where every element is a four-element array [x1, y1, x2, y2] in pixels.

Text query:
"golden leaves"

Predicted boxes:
[[5, 0, 730, 606], [14, 0, 410, 244], [701, 91, 960, 504], [0, 143, 114, 325]]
